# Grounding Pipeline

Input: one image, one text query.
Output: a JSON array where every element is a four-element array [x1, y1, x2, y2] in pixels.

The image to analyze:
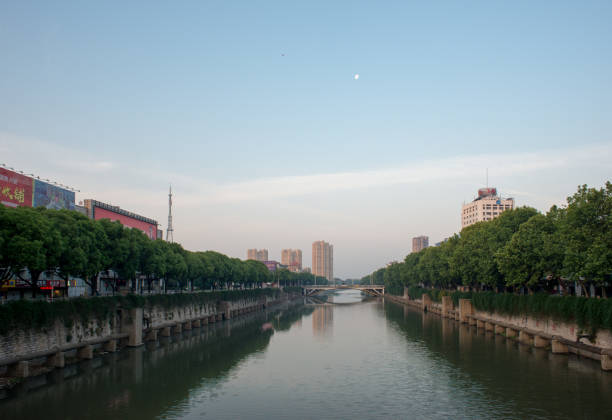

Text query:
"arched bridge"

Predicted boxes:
[[302, 284, 385, 297]]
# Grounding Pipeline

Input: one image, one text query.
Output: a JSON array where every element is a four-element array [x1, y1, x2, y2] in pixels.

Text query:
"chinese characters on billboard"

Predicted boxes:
[[0, 167, 33, 207], [478, 187, 497, 198], [33, 179, 75, 210]]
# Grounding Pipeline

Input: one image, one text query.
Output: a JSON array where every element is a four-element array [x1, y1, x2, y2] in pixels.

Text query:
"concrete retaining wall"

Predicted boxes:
[[387, 289, 612, 372], [0, 292, 290, 382]]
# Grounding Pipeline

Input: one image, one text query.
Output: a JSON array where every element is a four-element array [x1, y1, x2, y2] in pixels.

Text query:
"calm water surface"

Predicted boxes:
[[2, 290, 611, 419]]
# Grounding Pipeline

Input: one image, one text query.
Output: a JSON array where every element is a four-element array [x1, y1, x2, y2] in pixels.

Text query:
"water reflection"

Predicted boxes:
[[312, 305, 333, 337], [384, 301, 612, 419]]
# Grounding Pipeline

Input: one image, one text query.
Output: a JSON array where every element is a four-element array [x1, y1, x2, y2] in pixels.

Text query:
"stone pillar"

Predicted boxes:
[[519, 331, 532, 346], [104, 339, 117, 352], [192, 319, 201, 328], [403, 287, 410, 300], [173, 323, 182, 334], [145, 330, 158, 342], [46, 352, 65, 368], [218, 301, 231, 320], [78, 345, 93, 360], [506, 328, 517, 338], [421, 293, 432, 312], [209, 315, 216, 323], [8, 361, 29, 378], [183, 321, 192, 331], [485, 322, 494, 332], [441, 296, 453, 318], [601, 354, 612, 371], [468, 317, 476, 326], [160, 326, 171, 337], [534, 335, 550, 349], [551, 339, 568, 354], [477, 319, 485, 329], [201, 316, 209, 325], [216, 313, 223, 321], [121, 307, 144, 347], [459, 299, 474, 323]]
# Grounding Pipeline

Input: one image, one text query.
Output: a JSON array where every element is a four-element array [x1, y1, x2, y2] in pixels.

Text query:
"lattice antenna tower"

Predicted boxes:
[[166, 185, 174, 243]]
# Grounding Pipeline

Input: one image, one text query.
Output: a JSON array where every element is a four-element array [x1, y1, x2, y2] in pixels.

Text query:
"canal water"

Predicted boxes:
[[2, 290, 611, 419]]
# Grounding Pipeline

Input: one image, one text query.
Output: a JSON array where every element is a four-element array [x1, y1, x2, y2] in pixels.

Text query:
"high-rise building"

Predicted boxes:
[[281, 249, 302, 272], [412, 236, 429, 253], [461, 187, 514, 229], [247, 249, 268, 262], [312, 241, 333, 283]]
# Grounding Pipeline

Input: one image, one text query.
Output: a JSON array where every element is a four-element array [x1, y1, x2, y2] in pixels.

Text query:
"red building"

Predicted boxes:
[[83, 199, 160, 240]]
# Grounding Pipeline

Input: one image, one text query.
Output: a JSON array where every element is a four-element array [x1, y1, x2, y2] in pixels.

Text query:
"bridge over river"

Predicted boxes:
[[302, 284, 384, 297]]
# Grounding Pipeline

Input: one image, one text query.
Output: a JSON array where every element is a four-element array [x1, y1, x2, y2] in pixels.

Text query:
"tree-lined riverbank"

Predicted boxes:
[[0, 205, 324, 298], [364, 182, 611, 333]]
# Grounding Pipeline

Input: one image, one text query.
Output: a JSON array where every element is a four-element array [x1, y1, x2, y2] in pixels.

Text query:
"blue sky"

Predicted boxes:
[[1, 1, 611, 277]]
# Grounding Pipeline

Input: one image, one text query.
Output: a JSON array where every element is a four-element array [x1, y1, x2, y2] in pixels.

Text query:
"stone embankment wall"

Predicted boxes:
[[0, 292, 289, 382], [385, 289, 612, 372]]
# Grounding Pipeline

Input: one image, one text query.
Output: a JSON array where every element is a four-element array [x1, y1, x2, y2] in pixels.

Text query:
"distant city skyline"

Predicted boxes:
[[1, 2, 610, 278]]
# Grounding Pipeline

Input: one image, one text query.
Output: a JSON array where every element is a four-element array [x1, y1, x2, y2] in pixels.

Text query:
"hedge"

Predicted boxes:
[[471, 291, 612, 332]]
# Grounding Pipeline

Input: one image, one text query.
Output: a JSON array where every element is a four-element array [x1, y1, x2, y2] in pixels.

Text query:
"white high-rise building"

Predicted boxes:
[[462, 187, 514, 229]]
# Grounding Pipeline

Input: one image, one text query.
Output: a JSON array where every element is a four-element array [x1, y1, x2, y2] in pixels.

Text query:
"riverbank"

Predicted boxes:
[[384, 292, 612, 371], [0, 289, 301, 389]]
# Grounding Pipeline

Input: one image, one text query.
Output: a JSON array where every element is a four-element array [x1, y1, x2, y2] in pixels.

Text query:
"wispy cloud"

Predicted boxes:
[[2, 132, 610, 207], [206, 144, 611, 203]]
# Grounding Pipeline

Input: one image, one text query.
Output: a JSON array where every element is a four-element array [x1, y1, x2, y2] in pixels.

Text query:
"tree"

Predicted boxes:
[[560, 182, 612, 295], [496, 213, 564, 291], [185, 251, 205, 291], [165, 243, 187, 291], [0, 207, 61, 296]]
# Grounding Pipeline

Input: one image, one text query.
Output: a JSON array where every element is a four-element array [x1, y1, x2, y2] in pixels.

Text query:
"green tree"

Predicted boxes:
[[560, 182, 612, 296], [496, 213, 564, 291]]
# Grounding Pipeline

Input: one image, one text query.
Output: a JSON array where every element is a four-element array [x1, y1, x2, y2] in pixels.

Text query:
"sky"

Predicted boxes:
[[1, 1, 611, 278]]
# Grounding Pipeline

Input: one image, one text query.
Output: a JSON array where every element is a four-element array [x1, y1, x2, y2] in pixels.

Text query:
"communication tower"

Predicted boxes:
[[166, 185, 174, 243]]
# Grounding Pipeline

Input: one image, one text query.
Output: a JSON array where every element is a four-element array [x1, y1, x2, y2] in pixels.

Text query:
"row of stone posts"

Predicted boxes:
[[408, 290, 612, 372]]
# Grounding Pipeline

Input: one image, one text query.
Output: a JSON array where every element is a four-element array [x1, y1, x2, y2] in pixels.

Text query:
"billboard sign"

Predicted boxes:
[[93, 205, 158, 239], [33, 179, 75, 210], [264, 261, 280, 271], [0, 168, 33, 207], [478, 187, 497, 198]]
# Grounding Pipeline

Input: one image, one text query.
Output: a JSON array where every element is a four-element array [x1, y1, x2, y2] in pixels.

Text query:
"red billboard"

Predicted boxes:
[[92, 204, 158, 239], [0, 168, 33, 207], [478, 187, 497, 198]]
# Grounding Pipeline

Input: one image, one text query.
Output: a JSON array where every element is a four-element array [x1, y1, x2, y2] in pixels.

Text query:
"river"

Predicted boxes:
[[2, 290, 611, 419]]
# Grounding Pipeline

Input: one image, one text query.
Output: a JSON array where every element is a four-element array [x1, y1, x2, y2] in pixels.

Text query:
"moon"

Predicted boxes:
[[354, 74, 359, 80]]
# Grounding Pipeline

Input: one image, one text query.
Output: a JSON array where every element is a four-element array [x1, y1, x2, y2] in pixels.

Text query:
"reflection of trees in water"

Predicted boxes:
[[383, 301, 612, 419], [274, 306, 314, 332], [0, 305, 315, 420]]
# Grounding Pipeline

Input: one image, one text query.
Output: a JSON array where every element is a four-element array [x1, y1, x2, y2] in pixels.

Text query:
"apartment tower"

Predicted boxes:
[[412, 236, 429, 253], [312, 241, 333, 283], [247, 249, 268, 262], [281, 249, 303, 272]]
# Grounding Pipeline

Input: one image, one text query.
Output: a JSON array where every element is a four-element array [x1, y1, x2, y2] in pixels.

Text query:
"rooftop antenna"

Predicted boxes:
[[166, 185, 174, 243]]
